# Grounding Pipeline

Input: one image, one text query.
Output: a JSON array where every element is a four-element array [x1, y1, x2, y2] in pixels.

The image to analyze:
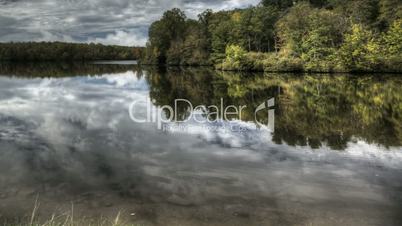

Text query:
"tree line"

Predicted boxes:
[[0, 42, 143, 61], [143, 0, 402, 72]]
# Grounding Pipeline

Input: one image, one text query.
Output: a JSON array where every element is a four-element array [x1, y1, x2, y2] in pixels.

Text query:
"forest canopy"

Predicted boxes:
[[0, 42, 143, 61], [143, 0, 402, 72]]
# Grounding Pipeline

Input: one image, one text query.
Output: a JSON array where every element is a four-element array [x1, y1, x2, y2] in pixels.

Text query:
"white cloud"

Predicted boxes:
[[38, 31, 76, 43], [0, 0, 260, 46], [88, 30, 148, 46]]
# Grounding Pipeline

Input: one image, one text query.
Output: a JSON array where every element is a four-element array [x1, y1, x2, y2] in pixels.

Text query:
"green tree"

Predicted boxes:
[[330, 0, 380, 28], [139, 0, 402, 71], [167, 20, 209, 65], [381, 19, 402, 71], [209, 11, 236, 61], [276, 3, 313, 56], [250, 6, 280, 52], [276, 3, 345, 56], [383, 19, 402, 55], [226, 45, 247, 63], [379, 0, 402, 28], [337, 24, 380, 71], [146, 8, 187, 64], [300, 9, 345, 71], [261, 0, 294, 9]]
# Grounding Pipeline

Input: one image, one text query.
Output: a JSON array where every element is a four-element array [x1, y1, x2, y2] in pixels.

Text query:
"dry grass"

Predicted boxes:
[[4, 198, 142, 226]]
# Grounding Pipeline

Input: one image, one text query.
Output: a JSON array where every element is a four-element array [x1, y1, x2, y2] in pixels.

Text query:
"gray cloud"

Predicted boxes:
[[0, 0, 260, 46]]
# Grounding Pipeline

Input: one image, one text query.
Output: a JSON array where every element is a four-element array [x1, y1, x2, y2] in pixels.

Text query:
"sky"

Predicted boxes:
[[0, 0, 260, 46]]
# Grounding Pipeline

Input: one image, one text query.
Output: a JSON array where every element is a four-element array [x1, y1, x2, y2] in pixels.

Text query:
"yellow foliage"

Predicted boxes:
[[231, 12, 242, 22]]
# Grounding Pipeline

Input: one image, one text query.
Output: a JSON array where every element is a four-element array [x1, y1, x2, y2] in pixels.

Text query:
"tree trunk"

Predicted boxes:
[[248, 35, 251, 52], [268, 40, 271, 52]]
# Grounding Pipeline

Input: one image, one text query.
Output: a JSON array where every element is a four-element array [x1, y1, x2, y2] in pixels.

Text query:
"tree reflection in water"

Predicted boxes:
[[145, 67, 402, 150], [0, 63, 401, 225]]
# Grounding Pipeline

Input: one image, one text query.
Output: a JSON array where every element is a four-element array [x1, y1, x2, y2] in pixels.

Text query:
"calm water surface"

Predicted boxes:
[[0, 62, 401, 225]]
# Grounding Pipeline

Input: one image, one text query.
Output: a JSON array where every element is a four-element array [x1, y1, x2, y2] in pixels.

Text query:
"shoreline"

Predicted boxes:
[[1, 61, 401, 74], [138, 63, 402, 74]]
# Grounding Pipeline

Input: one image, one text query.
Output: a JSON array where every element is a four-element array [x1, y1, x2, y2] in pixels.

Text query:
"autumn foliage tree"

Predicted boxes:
[[143, 0, 402, 72]]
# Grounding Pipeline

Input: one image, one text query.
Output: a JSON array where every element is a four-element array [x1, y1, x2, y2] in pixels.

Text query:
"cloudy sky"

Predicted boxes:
[[0, 0, 259, 46]]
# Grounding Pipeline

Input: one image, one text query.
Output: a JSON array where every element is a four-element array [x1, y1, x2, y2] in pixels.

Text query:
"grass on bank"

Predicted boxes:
[[3, 199, 141, 226]]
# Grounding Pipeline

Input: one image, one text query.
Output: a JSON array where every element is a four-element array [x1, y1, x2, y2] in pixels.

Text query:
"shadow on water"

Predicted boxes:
[[0, 63, 401, 225]]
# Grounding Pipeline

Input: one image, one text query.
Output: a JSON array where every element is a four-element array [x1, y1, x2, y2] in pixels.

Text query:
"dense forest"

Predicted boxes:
[[143, 0, 402, 72], [0, 42, 143, 61]]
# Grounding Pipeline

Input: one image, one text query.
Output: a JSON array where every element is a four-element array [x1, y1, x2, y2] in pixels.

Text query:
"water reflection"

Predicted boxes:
[[0, 62, 141, 77], [146, 67, 402, 149], [0, 63, 401, 225]]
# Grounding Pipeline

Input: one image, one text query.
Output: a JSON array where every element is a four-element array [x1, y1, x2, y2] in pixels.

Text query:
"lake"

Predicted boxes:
[[0, 62, 401, 226]]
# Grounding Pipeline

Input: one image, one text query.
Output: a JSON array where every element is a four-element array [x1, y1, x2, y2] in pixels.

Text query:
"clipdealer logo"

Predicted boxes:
[[128, 98, 275, 132]]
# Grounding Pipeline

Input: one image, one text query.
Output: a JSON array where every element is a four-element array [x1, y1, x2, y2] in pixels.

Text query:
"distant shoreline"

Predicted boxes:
[[0, 42, 143, 62]]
